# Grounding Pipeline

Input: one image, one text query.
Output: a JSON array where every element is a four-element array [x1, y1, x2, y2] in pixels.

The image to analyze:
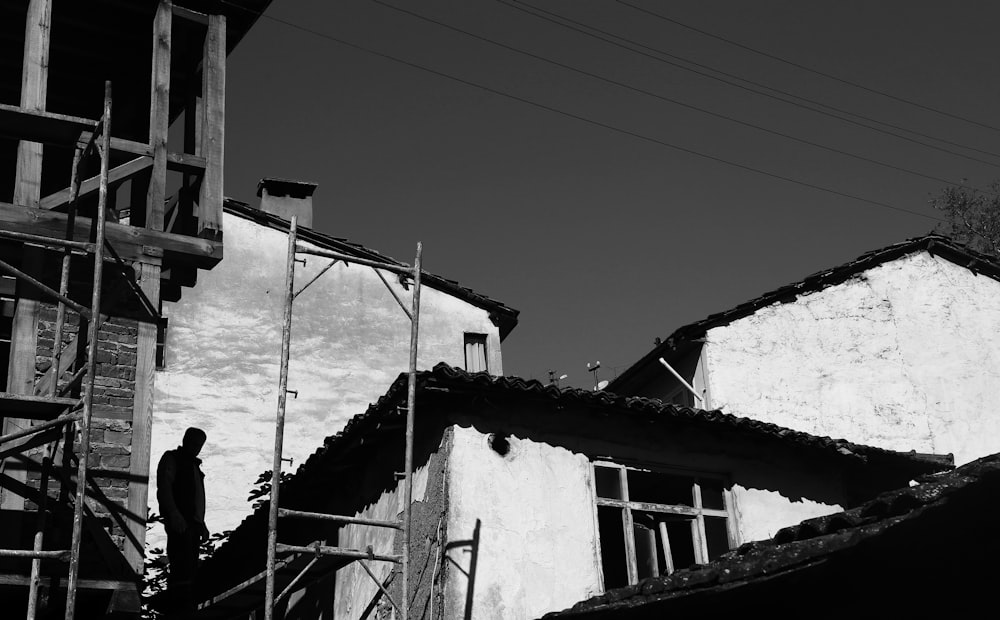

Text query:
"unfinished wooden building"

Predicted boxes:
[[0, 1, 270, 616]]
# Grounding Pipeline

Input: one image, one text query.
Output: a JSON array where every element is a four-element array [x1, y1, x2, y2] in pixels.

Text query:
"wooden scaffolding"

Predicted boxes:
[[194, 215, 423, 620], [0, 1, 245, 616], [0, 81, 129, 620]]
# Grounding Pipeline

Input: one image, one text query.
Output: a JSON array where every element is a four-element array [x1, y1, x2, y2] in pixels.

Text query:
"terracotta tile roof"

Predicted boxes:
[[610, 234, 1000, 391], [544, 451, 1000, 618], [193, 364, 951, 611], [224, 199, 520, 338]]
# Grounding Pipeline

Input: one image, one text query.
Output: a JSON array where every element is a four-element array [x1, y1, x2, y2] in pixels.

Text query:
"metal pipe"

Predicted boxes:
[[373, 268, 412, 320], [273, 556, 319, 606], [0, 549, 70, 561], [65, 80, 111, 620], [401, 242, 422, 620], [0, 230, 93, 253], [359, 560, 400, 612], [657, 358, 704, 404], [294, 243, 415, 277], [0, 410, 81, 446], [265, 215, 298, 620], [292, 259, 339, 300], [278, 508, 402, 529], [0, 258, 92, 321], [274, 543, 401, 564]]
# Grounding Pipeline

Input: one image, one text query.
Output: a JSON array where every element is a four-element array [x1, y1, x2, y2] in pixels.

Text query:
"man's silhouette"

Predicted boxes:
[[157, 427, 209, 617]]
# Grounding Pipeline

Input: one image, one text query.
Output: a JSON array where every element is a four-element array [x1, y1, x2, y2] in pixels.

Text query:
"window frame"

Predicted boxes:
[[463, 332, 489, 373], [592, 460, 738, 588]]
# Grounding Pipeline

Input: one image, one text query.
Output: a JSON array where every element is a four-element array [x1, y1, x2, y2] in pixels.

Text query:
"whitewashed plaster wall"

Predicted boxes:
[[444, 424, 603, 620], [704, 251, 1000, 465], [149, 212, 503, 548], [441, 418, 847, 620]]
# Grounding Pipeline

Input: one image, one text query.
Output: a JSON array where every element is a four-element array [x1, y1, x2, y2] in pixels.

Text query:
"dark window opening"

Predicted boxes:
[[594, 462, 733, 589]]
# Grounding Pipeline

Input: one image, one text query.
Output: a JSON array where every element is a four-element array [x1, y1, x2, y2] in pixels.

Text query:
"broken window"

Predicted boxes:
[[463, 333, 488, 373], [593, 461, 735, 588]]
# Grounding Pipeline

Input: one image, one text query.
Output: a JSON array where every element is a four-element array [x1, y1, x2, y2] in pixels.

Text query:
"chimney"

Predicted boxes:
[[256, 178, 318, 228]]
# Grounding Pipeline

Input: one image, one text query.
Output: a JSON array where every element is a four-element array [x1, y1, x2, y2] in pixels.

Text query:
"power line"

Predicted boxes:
[[497, 0, 1000, 167], [222, 3, 943, 222], [616, 0, 1000, 134], [372, 0, 983, 193]]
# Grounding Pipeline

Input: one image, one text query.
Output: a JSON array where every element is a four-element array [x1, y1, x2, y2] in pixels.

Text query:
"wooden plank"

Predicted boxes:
[[2, 0, 53, 513], [0, 203, 222, 268], [0, 104, 94, 147], [199, 14, 225, 240], [124, 262, 159, 574], [40, 156, 153, 211], [0, 573, 136, 591], [146, 0, 173, 231], [172, 3, 209, 24]]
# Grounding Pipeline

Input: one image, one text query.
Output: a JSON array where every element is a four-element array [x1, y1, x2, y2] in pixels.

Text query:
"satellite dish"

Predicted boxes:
[[596, 380, 609, 391]]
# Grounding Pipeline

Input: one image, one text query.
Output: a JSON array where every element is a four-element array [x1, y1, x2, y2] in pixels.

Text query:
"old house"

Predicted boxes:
[[544, 451, 1000, 618], [149, 183, 518, 538], [609, 235, 1000, 465], [0, 0, 271, 615], [185, 364, 948, 620]]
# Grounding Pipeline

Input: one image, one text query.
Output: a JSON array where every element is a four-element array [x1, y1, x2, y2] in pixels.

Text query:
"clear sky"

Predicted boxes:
[[221, 1, 1000, 389]]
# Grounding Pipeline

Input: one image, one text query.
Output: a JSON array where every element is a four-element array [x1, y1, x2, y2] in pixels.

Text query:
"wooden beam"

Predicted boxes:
[[146, 0, 173, 231], [172, 3, 209, 24], [199, 13, 225, 240], [40, 156, 153, 211], [0, 203, 222, 268], [124, 262, 159, 574], [3, 0, 53, 512]]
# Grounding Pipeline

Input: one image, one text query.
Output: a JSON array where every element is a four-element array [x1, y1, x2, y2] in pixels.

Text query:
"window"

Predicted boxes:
[[155, 319, 168, 370], [463, 333, 488, 373], [593, 461, 735, 589]]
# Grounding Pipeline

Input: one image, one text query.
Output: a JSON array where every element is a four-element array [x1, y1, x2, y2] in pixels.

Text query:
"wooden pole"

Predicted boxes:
[[265, 215, 298, 620], [199, 13, 225, 239], [2, 0, 53, 512], [401, 243, 422, 620], [146, 0, 172, 231], [65, 80, 112, 620]]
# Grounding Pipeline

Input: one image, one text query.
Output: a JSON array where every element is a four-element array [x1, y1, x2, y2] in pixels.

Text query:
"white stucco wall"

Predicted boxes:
[[444, 425, 603, 620], [149, 212, 503, 548], [441, 419, 846, 619], [703, 251, 1000, 465]]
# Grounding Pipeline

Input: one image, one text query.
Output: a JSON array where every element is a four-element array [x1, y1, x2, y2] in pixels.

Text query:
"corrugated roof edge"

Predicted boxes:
[[543, 450, 1000, 618], [223, 198, 520, 339], [609, 234, 1000, 391], [197, 363, 952, 604]]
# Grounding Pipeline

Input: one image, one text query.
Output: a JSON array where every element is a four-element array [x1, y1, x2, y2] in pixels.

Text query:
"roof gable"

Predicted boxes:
[[610, 234, 1000, 391]]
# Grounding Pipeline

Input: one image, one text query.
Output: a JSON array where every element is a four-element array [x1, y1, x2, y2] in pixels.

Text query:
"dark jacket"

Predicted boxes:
[[156, 447, 206, 532]]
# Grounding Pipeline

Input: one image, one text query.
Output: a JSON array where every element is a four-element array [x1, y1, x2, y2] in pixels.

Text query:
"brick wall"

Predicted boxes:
[[27, 304, 140, 551]]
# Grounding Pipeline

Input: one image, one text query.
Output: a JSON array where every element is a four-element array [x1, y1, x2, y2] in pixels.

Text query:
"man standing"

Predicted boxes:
[[157, 427, 209, 617]]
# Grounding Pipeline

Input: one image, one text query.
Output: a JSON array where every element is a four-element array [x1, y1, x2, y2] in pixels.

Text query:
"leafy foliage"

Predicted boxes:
[[248, 469, 295, 509], [930, 182, 1000, 257]]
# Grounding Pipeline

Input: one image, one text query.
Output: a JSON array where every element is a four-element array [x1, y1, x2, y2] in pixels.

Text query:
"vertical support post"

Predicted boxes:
[[146, 0, 172, 231], [265, 216, 298, 620], [2, 0, 53, 511], [65, 80, 112, 620], [125, 262, 161, 573], [199, 13, 225, 239], [401, 243, 422, 620], [26, 144, 79, 618]]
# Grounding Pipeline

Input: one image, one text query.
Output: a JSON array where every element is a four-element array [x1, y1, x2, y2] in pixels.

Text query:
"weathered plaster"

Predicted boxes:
[[149, 213, 502, 547], [441, 411, 847, 619], [703, 252, 1000, 465], [444, 424, 602, 620]]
